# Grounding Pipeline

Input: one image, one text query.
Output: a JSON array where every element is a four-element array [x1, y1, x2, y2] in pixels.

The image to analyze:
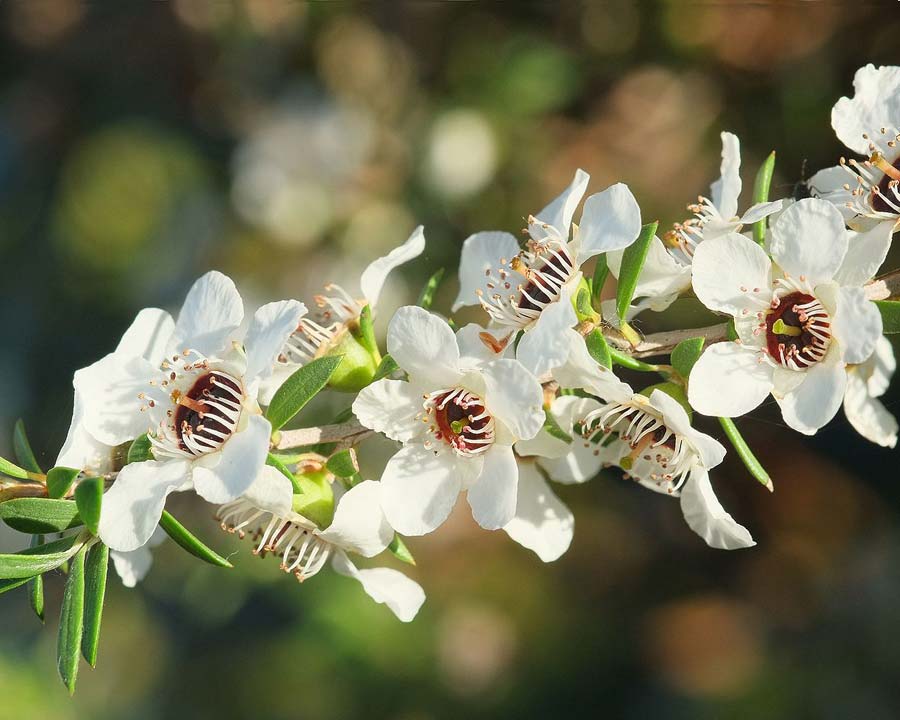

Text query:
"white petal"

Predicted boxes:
[[98, 459, 191, 552], [503, 462, 573, 562], [738, 200, 785, 225], [691, 233, 772, 316], [834, 220, 894, 287], [387, 306, 461, 388], [481, 359, 544, 441], [863, 335, 896, 397], [319, 480, 393, 557], [170, 271, 244, 358], [331, 551, 425, 622], [648, 389, 726, 470], [832, 64, 900, 156], [360, 225, 426, 307], [808, 165, 858, 224], [110, 546, 155, 588], [74, 353, 157, 447], [56, 390, 116, 474], [710, 131, 742, 219], [452, 231, 522, 312], [769, 199, 848, 286], [574, 183, 642, 264], [242, 300, 306, 384], [192, 414, 271, 503], [679, 469, 755, 550], [352, 379, 422, 443], [833, 286, 882, 365], [688, 343, 773, 417], [243, 464, 294, 516], [529, 169, 590, 241], [456, 323, 510, 363], [844, 368, 898, 448], [466, 446, 518, 530], [380, 444, 461, 536], [514, 284, 578, 376], [116, 308, 175, 365], [616, 236, 692, 308], [776, 351, 847, 435]]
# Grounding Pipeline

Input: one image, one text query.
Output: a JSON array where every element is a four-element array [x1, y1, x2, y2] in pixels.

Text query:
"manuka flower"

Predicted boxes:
[[70, 271, 305, 552], [452, 170, 641, 375], [352, 306, 545, 535], [216, 464, 425, 622], [259, 226, 425, 399], [844, 336, 898, 448], [809, 64, 900, 234], [688, 199, 886, 435]]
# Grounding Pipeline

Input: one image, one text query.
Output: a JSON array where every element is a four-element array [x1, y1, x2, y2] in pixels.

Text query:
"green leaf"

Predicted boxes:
[[74, 478, 103, 535], [159, 511, 233, 568], [127, 434, 154, 464], [751, 151, 776, 246], [609, 348, 661, 374], [584, 329, 612, 369], [0, 533, 85, 579], [14, 420, 42, 473], [266, 355, 345, 431], [671, 337, 705, 379], [267, 453, 302, 494], [591, 255, 608, 312], [717, 417, 773, 491], [372, 354, 400, 382], [575, 286, 594, 320], [417, 267, 445, 310], [0, 455, 31, 480], [356, 304, 379, 356], [326, 449, 359, 478], [542, 409, 572, 443], [28, 535, 45, 622], [388, 534, 415, 566], [57, 544, 86, 695], [47, 466, 80, 499], [876, 300, 900, 334], [0, 576, 32, 595], [0, 498, 82, 534], [82, 543, 109, 668], [616, 221, 658, 322]]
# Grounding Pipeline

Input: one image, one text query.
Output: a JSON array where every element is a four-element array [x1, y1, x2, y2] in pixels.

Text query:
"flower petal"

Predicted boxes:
[[56, 390, 117, 474], [360, 225, 426, 307], [452, 231, 522, 312], [110, 546, 155, 588], [691, 233, 772, 316], [456, 323, 510, 363], [116, 308, 175, 365], [575, 182, 642, 264], [648, 389, 726, 470], [170, 271, 244, 358], [611, 236, 692, 312], [529, 169, 590, 241], [387, 306, 461, 388], [833, 286, 882, 365], [679, 469, 755, 550], [380, 444, 461, 536], [319, 480, 393, 557], [466, 446, 518, 530], [710, 131, 742, 219], [331, 551, 425, 622], [352, 378, 423, 443], [769, 199, 848, 286], [243, 464, 294, 516], [688, 343, 773, 418], [808, 165, 858, 224], [738, 200, 785, 225], [481, 358, 544, 441], [834, 220, 894, 288], [832, 64, 900, 156], [192, 414, 271, 503], [503, 462, 573, 562], [776, 350, 847, 435], [514, 284, 578, 376], [844, 367, 898, 448], [242, 300, 307, 385], [98, 459, 192, 551]]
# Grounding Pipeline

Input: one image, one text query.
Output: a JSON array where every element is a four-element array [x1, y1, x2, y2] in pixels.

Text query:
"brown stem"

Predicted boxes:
[[274, 418, 373, 451], [864, 266, 900, 301], [0, 483, 49, 503]]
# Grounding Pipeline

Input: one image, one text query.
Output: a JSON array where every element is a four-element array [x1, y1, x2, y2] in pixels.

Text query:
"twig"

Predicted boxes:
[[274, 418, 373, 451]]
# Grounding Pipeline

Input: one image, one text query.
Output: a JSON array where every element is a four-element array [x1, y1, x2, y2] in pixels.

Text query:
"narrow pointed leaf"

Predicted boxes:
[[416, 267, 445, 310], [57, 545, 86, 695], [671, 337, 705, 379], [542, 409, 572, 443], [356, 304, 378, 356], [0, 498, 82, 534], [0, 455, 30, 481], [372, 354, 400, 382], [28, 535, 45, 622], [584, 329, 612, 369], [74, 478, 103, 535], [326, 449, 359, 478], [127, 434, 153, 464], [0, 533, 85, 579], [609, 348, 661, 374], [47, 466, 80, 499], [14, 420, 42, 473], [82, 543, 109, 667], [875, 300, 900, 334], [266, 355, 345, 431], [751, 151, 776, 246], [591, 255, 608, 312], [0, 576, 31, 594], [616, 221, 658, 322], [266, 453, 302, 494], [159, 511, 233, 568], [388, 534, 416, 566], [718, 417, 773, 491]]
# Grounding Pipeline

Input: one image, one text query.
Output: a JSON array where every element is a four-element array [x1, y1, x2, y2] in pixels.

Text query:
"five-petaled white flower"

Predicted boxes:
[[844, 336, 898, 448], [688, 198, 886, 435], [72, 271, 305, 552], [259, 226, 425, 401], [809, 64, 900, 236], [452, 170, 642, 376], [352, 306, 545, 535], [216, 467, 425, 622]]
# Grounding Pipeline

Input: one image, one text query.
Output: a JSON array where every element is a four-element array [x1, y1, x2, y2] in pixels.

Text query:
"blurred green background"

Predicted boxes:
[[2, 3, 900, 719]]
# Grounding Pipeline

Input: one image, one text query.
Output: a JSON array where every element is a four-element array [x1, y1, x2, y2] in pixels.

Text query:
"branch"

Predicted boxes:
[[605, 323, 730, 359], [865, 266, 900, 301], [274, 418, 373, 451], [0, 483, 48, 503]]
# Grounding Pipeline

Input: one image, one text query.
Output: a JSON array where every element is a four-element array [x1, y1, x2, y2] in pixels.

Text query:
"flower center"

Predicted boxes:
[[422, 388, 494, 457], [278, 284, 360, 367], [172, 370, 243, 455], [764, 291, 831, 370]]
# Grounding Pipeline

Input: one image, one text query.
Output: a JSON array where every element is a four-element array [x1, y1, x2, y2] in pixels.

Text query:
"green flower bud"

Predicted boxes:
[[320, 327, 381, 393], [291, 468, 335, 529], [639, 381, 692, 418]]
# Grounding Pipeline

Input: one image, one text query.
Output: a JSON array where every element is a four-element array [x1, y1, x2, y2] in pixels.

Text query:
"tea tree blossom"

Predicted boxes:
[[844, 336, 898, 448], [688, 199, 886, 435], [452, 170, 641, 375], [352, 305, 545, 535]]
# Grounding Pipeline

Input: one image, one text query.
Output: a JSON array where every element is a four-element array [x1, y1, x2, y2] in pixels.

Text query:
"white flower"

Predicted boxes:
[[216, 467, 425, 622], [452, 170, 641, 376], [607, 132, 782, 318], [844, 336, 898, 448], [352, 306, 545, 535], [70, 271, 305, 552], [259, 226, 425, 401], [688, 198, 886, 435], [809, 64, 900, 232]]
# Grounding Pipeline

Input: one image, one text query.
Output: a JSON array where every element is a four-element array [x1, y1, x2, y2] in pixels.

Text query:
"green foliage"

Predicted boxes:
[[159, 511, 233, 569], [388, 535, 416, 566], [616, 221, 658, 322], [416, 267, 444, 310], [591, 256, 608, 312], [608, 348, 661, 374], [13, 420, 42, 473], [0, 498, 82, 534], [291, 470, 336, 529], [127, 434, 154, 464], [0, 533, 86, 580], [267, 453, 302, 494], [326, 449, 360, 479], [82, 543, 109, 668], [718, 417, 773, 490], [752, 151, 776, 246], [0, 577, 32, 595], [28, 535, 45, 623], [875, 300, 900, 334], [0, 455, 31, 481], [57, 545, 86, 695], [356, 304, 379, 356], [74, 478, 103, 535], [542, 409, 573, 443], [266, 356, 344, 431], [372, 354, 400, 381], [671, 337, 705, 379], [47, 467, 80, 499], [584, 329, 612, 369]]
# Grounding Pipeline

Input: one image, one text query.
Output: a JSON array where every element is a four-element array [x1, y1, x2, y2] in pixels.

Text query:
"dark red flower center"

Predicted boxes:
[[429, 389, 494, 456], [516, 248, 575, 313], [764, 292, 831, 369], [173, 371, 243, 455]]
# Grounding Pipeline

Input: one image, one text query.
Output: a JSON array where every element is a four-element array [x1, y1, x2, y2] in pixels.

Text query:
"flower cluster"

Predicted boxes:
[[2, 65, 899, 688]]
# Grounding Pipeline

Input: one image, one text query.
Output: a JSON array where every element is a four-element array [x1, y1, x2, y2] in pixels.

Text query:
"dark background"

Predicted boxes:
[[1, 3, 899, 719]]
